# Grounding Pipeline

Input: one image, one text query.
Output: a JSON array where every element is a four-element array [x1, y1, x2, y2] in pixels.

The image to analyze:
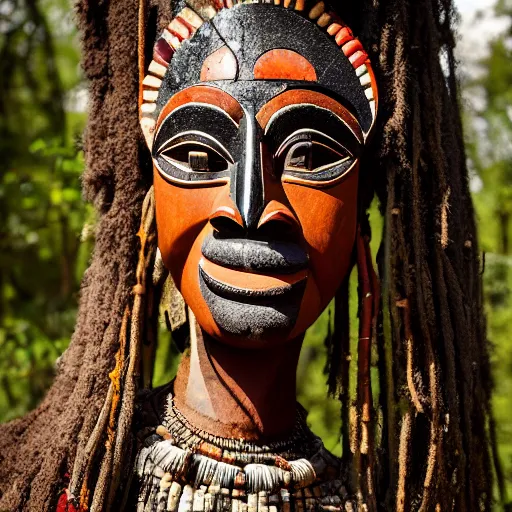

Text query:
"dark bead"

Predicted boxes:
[[154, 37, 175, 64]]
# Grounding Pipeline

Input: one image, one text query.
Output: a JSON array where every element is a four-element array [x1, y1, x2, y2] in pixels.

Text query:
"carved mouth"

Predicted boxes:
[[199, 264, 306, 303], [198, 257, 307, 340]]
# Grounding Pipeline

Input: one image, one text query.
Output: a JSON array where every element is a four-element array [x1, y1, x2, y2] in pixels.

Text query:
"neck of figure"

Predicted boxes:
[[173, 322, 303, 442]]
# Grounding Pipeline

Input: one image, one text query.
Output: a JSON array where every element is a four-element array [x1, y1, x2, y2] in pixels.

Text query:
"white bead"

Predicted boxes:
[[248, 493, 258, 512], [178, 7, 204, 30], [369, 100, 376, 118], [141, 103, 157, 114], [178, 485, 194, 512], [193, 489, 205, 512], [142, 90, 158, 102], [148, 60, 167, 78], [168, 482, 182, 512], [169, 18, 189, 39], [143, 75, 162, 88], [359, 73, 372, 87], [162, 29, 181, 50], [356, 64, 368, 77], [204, 493, 214, 512]]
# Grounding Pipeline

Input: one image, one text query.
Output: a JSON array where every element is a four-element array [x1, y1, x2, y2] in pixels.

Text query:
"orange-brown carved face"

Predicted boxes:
[[143, 4, 377, 347]]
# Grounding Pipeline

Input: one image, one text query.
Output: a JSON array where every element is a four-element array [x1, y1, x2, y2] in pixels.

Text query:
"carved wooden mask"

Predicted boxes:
[[140, 1, 378, 347]]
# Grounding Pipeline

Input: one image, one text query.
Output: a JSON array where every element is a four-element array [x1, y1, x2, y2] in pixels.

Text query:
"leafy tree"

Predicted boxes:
[[0, 0, 89, 421], [462, 2, 512, 507]]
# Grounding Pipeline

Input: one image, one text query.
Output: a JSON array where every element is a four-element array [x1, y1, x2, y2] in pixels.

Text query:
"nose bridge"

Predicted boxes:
[[231, 105, 265, 231]]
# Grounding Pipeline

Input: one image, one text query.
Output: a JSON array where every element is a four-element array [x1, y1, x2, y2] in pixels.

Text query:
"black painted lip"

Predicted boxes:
[[199, 266, 306, 304], [201, 234, 308, 274], [198, 265, 306, 338]]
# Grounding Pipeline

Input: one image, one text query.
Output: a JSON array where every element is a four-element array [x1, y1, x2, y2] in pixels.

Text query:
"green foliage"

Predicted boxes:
[[463, 4, 512, 507], [0, 0, 89, 422], [0, 137, 92, 421]]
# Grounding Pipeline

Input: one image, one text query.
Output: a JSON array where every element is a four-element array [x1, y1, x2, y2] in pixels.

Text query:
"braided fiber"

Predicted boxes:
[[324, 0, 495, 509], [0, 0, 495, 510]]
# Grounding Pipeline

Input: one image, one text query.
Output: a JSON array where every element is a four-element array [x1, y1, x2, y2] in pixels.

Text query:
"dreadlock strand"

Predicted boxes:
[[396, 410, 412, 512], [87, 324, 129, 511], [87, 310, 130, 511], [333, 279, 352, 463], [356, 234, 371, 453], [354, 229, 378, 511], [325, 285, 345, 397], [68, 376, 114, 503], [405, 335, 424, 415], [407, 28, 446, 502], [425, 23, 481, 503], [106, 189, 157, 511], [89, 442, 114, 512], [69, 306, 130, 501], [441, 252, 486, 505], [411, 109, 442, 512], [376, 0, 493, 507], [432, 248, 466, 508]]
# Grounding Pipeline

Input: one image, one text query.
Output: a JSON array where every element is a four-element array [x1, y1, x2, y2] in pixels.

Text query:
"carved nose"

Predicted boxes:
[[209, 200, 301, 243], [209, 206, 245, 237], [230, 106, 264, 231]]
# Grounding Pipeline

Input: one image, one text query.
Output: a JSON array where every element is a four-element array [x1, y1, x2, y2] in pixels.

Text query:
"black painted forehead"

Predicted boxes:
[[156, 4, 372, 132]]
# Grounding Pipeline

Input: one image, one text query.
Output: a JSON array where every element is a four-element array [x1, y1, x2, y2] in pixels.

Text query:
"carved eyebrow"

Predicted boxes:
[[156, 85, 244, 127], [161, 102, 238, 125], [264, 104, 362, 154], [153, 102, 239, 153], [256, 89, 363, 143]]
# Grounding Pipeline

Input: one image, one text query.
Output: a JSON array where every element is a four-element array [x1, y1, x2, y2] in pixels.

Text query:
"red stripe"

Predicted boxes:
[[168, 28, 185, 42], [342, 39, 364, 57], [154, 38, 174, 64], [176, 16, 196, 34], [349, 51, 368, 69], [335, 27, 353, 46]]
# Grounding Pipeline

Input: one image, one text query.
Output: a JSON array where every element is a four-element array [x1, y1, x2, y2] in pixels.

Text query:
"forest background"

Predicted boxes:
[[0, 0, 511, 509]]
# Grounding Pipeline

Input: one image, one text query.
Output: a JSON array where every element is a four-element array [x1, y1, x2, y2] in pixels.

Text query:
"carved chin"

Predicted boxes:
[[198, 267, 306, 340]]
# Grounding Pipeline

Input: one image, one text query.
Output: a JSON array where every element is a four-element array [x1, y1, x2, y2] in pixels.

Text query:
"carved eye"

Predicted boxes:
[[283, 140, 350, 173], [274, 130, 356, 184], [161, 142, 230, 173]]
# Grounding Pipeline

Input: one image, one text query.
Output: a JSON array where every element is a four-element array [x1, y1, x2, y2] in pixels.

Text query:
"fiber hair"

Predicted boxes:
[[0, 0, 496, 510]]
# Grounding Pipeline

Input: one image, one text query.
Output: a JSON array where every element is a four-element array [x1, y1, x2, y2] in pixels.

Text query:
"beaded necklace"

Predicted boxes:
[[134, 393, 356, 512]]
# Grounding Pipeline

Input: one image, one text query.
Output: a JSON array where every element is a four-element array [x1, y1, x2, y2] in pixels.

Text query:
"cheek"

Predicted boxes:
[[154, 169, 228, 286], [283, 168, 359, 307]]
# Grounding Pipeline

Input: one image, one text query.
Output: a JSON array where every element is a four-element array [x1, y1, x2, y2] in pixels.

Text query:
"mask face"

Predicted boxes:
[[141, 3, 377, 347]]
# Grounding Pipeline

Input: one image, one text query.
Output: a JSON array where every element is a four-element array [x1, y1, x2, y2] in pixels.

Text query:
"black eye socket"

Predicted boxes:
[[283, 140, 350, 173], [274, 130, 354, 183], [154, 130, 233, 184], [161, 142, 229, 173]]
